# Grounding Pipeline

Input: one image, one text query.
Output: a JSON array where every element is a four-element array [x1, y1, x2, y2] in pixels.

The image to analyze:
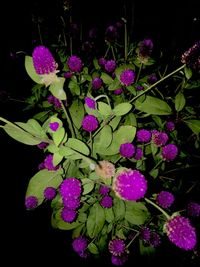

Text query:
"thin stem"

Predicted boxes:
[[59, 101, 76, 138], [136, 63, 143, 83], [150, 159, 163, 173], [144, 198, 170, 220], [126, 232, 140, 249], [94, 94, 111, 107], [129, 64, 186, 104], [111, 45, 116, 61]]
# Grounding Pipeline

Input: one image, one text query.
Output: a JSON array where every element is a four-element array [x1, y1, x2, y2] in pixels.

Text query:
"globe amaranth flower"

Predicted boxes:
[[134, 147, 143, 160], [85, 97, 96, 109], [161, 144, 178, 162], [67, 55, 83, 72], [59, 177, 82, 199], [156, 190, 175, 208], [72, 236, 88, 254], [113, 169, 147, 201], [120, 69, 135, 86], [151, 131, 169, 147], [108, 238, 126, 256], [98, 57, 106, 68], [62, 197, 80, 210], [63, 71, 73, 78], [187, 201, 200, 217], [61, 207, 77, 223], [164, 215, 197, 250], [99, 185, 110, 195], [135, 85, 144, 91], [149, 232, 161, 247], [92, 77, 103, 90], [113, 88, 123, 95], [44, 187, 57, 200], [82, 114, 99, 132], [44, 154, 59, 171], [100, 195, 113, 208], [104, 59, 116, 73], [165, 121, 175, 132], [181, 41, 200, 71], [25, 196, 38, 209], [47, 95, 62, 108], [136, 129, 151, 143], [105, 25, 118, 43], [119, 143, 135, 158], [37, 142, 48, 150], [111, 253, 128, 266], [95, 160, 115, 179], [147, 73, 157, 84], [49, 122, 59, 132], [140, 227, 151, 242], [138, 38, 153, 58]]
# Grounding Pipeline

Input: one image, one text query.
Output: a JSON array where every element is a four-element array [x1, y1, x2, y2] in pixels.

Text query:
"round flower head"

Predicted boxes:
[[92, 77, 103, 90], [136, 85, 144, 91], [165, 121, 175, 132], [138, 38, 153, 58], [111, 253, 128, 266], [140, 227, 151, 242], [49, 122, 59, 132], [47, 95, 62, 108], [105, 25, 118, 43], [100, 195, 113, 208], [161, 144, 178, 162], [120, 69, 135, 86], [152, 131, 169, 147], [108, 238, 126, 256], [32, 45, 58, 75], [134, 147, 143, 160], [181, 40, 200, 71], [104, 59, 116, 73], [156, 191, 175, 208], [95, 160, 115, 179], [37, 142, 48, 150], [99, 185, 110, 195], [25, 196, 38, 209], [113, 169, 147, 201], [85, 97, 96, 109], [72, 236, 88, 253], [61, 207, 77, 223], [98, 57, 106, 67], [63, 71, 73, 78], [147, 73, 157, 84], [67, 55, 82, 72], [136, 129, 151, 143], [62, 197, 80, 210], [82, 114, 99, 132], [44, 187, 57, 200], [149, 232, 161, 247], [44, 154, 59, 171], [114, 88, 123, 95], [119, 143, 135, 158], [59, 178, 82, 199], [164, 215, 197, 250], [187, 201, 200, 217]]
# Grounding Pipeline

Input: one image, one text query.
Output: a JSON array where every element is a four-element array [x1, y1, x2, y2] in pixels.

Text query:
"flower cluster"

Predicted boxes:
[[1, 16, 200, 266]]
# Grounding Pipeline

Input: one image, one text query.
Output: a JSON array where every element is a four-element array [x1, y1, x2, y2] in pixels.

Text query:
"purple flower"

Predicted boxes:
[[111, 253, 128, 266], [105, 25, 118, 43], [38, 162, 45, 170], [187, 201, 200, 217], [25, 196, 38, 209], [136, 129, 151, 143], [136, 85, 144, 91], [165, 121, 175, 132], [92, 77, 103, 90], [140, 227, 151, 242], [32, 45, 58, 75], [100, 195, 113, 208], [108, 239, 126, 256], [64, 71, 73, 78], [156, 191, 175, 208], [44, 187, 57, 200], [98, 57, 106, 67], [62, 197, 80, 210], [164, 215, 197, 250], [67, 55, 82, 72], [181, 41, 200, 71], [47, 95, 62, 108], [113, 88, 123, 95], [147, 73, 157, 84], [104, 60, 116, 73], [37, 142, 48, 149], [120, 69, 135, 86], [161, 144, 178, 162], [49, 122, 59, 131], [72, 236, 88, 253], [138, 38, 153, 58], [44, 154, 59, 171], [113, 169, 147, 201], [99, 185, 110, 195], [60, 178, 82, 199], [85, 97, 96, 109], [152, 131, 169, 146], [134, 147, 143, 160], [119, 143, 135, 158], [149, 232, 161, 247], [61, 207, 77, 223], [82, 115, 99, 132]]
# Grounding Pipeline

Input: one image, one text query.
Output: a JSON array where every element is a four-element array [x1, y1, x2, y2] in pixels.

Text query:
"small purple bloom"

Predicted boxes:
[[156, 191, 175, 208], [113, 169, 147, 201], [99, 185, 110, 195], [49, 122, 59, 131], [37, 142, 48, 149], [136, 129, 151, 143], [98, 57, 106, 67], [187, 201, 200, 217], [38, 162, 45, 170], [134, 147, 143, 160], [113, 88, 123, 95], [44, 154, 59, 171], [64, 71, 73, 78], [47, 95, 61, 108], [120, 69, 135, 86], [82, 115, 99, 132], [105, 25, 118, 43], [161, 144, 178, 161], [149, 232, 161, 247], [111, 254, 128, 266], [92, 77, 103, 90], [67, 55, 82, 72], [25, 196, 38, 209], [72, 236, 88, 253], [181, 41, 200, 71], [147, 73, 157, 84], [100, 195, 113, 208], [165, 121, 175, 132], [60, 178, 82, 199], [164, 215, 197, 250], [85, 97, 96, 109], [140, 227, 151, 242], [138, 38, 153, 58], [104, 59, 116, 73], [136, 85, 144, 91], [152, 131, 169, 147], [108, 239, 126, 256], [119, 143, 135, 158], [62, 197, 80, 210], [61, 207, 77, 223], [44, 187, 57, 200]]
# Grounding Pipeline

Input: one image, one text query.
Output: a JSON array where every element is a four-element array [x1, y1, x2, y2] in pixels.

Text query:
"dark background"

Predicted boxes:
[[1, 0, 200, 266]]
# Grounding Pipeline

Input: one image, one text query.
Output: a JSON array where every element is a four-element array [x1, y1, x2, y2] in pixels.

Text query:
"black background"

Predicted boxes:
[[1, 0, 200, 266]]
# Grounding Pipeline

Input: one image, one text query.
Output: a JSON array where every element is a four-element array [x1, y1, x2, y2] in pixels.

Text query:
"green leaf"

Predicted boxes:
[[115, 125, 136, 145], [97, 102, 112, 117], [53, 152, 63, 166], [95, 125, 113, 149], [101, 72, 113, 85], [88, 243, 99, 254], [149, 168, 159, 178], [125, 201, 150, 225], [113, 103, 132, 116], [105, 208, 115, 223], [135, 96, 172, 115], [82, 178, 95, 195], [109, 116, 121, 130], [69, 99, 84, 129], [175, 92, 186, 112], [49, 77, 66, 100], [113, 197, 126, 221], [66, 138, 90, 155], [52, 127, 65, 146], [86, 203, 105, 238], [183, 120, 200, 135], [108, 78, 121, 91], [26, 169, 63, 205], [25, 56, 43, 84], [68, 80, 80, 95], [184, 66, 193, 80]]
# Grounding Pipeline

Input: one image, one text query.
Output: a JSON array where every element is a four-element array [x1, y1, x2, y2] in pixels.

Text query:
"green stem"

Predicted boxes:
[[144, 198, 170, 220], [126, 232, 140, 249], [94, 94, 111, 107], [111, 45, 116, 61], [59, 101, 76, 138], [136, 63, 143, 83], [129, 64, 186, 104], [150, 159, 163, 173], [124, 18, 128, 61]]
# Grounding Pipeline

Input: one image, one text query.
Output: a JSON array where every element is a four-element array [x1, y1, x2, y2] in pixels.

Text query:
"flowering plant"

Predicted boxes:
[[1, 16, 200, 265]]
